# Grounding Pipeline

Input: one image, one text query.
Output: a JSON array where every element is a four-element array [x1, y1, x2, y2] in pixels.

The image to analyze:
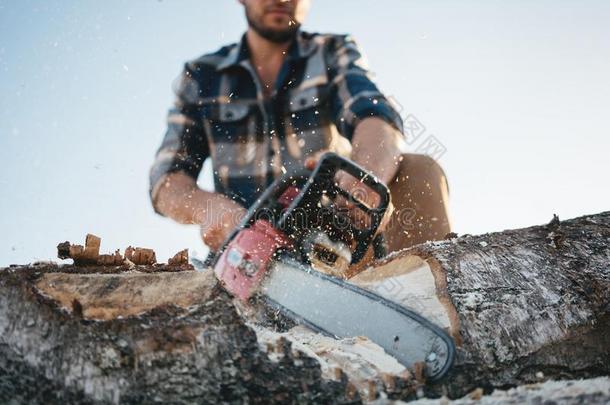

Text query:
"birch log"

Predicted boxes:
[[0, 266, 352, 404], [351, 211, 610, 397], [0, 211, 608, 403]]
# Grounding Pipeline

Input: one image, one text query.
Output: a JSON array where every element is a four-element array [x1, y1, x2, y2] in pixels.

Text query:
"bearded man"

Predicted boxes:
[[150, 0, 451, 253]]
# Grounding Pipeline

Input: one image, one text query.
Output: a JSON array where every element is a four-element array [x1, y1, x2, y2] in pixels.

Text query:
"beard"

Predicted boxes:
[[245, 8, 300, 44]]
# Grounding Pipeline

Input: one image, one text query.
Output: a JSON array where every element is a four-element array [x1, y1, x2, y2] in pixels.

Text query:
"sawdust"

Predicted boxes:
[[252, 324, 408, 397]]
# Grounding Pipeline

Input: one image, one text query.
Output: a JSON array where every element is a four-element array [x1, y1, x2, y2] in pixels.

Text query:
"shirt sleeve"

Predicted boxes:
[[149, 63, 209, 210], [326, 35, 404, 141]]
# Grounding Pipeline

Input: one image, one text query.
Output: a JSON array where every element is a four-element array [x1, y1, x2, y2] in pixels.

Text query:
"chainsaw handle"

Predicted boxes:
[[322, 153, 390, 263], [281, 152, 390, 264], [211, 153, 390, 267]]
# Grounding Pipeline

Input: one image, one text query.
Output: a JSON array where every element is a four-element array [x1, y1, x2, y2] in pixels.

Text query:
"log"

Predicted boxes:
[[0, 265, 352, 403], [0, 212, 608, 403], [350, 211, 610, 397]]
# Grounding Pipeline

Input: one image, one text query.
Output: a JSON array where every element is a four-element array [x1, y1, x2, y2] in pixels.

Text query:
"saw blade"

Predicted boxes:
[[261, 256, 455, 381]]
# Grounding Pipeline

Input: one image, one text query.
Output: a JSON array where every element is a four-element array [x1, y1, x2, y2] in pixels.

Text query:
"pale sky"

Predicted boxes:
[[1, 1, 608, 266]]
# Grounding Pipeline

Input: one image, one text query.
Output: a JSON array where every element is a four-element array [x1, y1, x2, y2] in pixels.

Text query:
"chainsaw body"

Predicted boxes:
[[213, 152, 390, 301]]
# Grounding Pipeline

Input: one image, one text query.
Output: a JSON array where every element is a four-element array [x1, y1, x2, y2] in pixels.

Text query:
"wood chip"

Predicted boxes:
[[97, 250, 123, 266], [57, 235, 171, 267], [413, 361, 426, 384], [125, 246, 156, 265], [345, 382, 357, 401], [367, 380, 377, 401], [168, 249, 189, 266], [469, 387, 484, 400], [57, 234, 101, 265], [381, 372, 396, 391]]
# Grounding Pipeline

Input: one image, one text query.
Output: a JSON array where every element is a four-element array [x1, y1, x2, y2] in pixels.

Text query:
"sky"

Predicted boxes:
[[0, 0, 608, 266]]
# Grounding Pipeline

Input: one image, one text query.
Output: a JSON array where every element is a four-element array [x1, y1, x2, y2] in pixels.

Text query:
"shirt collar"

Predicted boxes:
[[216, 30, 317, 71]]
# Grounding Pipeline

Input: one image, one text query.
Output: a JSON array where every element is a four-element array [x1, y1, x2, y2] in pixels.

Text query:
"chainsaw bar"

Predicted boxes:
[[260, 255, 455, 381]]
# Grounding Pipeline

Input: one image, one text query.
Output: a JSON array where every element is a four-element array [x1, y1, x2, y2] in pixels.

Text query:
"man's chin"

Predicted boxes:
[[255, 26, 299, 44], [247, 16, 298, 43]]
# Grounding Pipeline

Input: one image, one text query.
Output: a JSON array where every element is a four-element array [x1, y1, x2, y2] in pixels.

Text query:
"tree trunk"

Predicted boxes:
[[0, 212, 608, 403], [0, 267, 353, 404], [350, 211, 610, 397]]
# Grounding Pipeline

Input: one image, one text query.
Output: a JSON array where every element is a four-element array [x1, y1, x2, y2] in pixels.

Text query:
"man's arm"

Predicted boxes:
[[326, 35, 406, 185], [351, 117, 404, 185], [150, 64, 245, 250], [153, 173, 245, 250]]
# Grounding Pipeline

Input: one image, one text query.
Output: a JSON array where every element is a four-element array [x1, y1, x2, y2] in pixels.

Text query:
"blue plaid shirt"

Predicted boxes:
[[150, 30, 404, 209]]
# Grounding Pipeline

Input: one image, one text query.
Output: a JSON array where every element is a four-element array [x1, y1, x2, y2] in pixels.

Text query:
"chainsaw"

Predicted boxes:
[[206, 152, 455, 380]]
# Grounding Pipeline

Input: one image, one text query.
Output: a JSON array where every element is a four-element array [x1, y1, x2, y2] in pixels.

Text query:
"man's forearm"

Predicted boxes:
[[350, 117, 405, 185], [153, 172, 229, 225], [153, 172, 247, 250]]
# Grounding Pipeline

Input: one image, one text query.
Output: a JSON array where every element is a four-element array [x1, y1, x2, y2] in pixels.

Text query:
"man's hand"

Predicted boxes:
[[153, 172, 246, 251], [304, 152, 389, 231], [199, 194, 247, 251], [303, 117, 403, 230]]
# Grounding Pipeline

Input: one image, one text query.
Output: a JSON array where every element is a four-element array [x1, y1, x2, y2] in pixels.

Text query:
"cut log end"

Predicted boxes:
[[350, 254, 460, 342]]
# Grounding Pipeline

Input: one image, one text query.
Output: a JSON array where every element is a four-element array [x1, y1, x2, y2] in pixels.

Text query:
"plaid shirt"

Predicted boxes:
[[150, 30, 404, 209]]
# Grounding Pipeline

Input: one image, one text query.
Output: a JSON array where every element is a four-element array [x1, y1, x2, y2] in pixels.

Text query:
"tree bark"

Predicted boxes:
[[0, 211, 608, 403], [351, 211, 610, 397], [0, 266, 353, 404]]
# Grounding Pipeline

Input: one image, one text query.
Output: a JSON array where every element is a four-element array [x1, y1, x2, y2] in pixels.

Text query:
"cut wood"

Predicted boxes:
[[57, 233, 102, 265], [57, 234, 189, 268], [168, 249, 189, 266], [124, 246, 157, 266], [36, 271, 213, 320]]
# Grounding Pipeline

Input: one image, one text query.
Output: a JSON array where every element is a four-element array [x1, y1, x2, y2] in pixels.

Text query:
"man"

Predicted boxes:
[[150, 0, 451, 253]]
